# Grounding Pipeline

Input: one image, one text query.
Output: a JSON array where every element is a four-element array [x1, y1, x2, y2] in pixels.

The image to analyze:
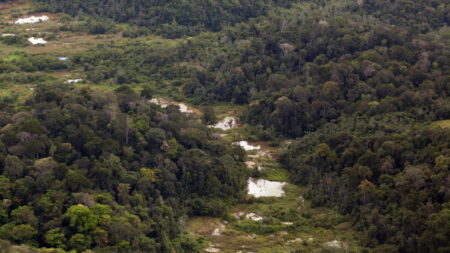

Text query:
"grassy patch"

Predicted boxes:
[[234, 220, 285, 234], [3, 51, 24, 61], [187, 216, 222, 235], [211, 104, 246, 118], [430, 119, 450, 129], [259, 160, 289, 181], [188, 181, 363, 252]]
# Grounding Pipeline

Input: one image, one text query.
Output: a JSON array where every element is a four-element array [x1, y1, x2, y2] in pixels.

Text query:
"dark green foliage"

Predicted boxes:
[[0, 52, 69, 74], [58, 18, 117, 35], [360, 0, 449, 31], [0, 85, 247, 251], [1, 0, 448, 252], [281, 115, 450, 252], [202, 107, 217, 125], [67, 1, 449, 123], [0, 35, 27, 47], [35, 0, 299, 37]]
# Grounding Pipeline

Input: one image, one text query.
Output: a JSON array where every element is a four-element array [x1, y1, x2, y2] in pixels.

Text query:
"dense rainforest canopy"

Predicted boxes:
[[38, 0, 449, 138], [282, 114, 450, 252], [0, 85, 247, 251], [0, 0, 449, 252], [34, 0, 298, 37]]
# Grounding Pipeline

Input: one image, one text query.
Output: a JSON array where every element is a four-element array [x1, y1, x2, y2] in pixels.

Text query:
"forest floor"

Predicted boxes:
[[186, 110, 364, 253]]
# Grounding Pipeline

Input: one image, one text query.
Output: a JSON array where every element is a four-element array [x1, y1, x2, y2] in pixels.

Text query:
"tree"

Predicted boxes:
[[139, 168, 158, 183], [11, 224, 37, 245], [66, 170, 91, 191], [91, 227, 109, 246], [3, 155, 24, 180], [0, 176, 11, 199], [420, 208, 450, 252], [33, 157, 58, 177], [343, 165, 373, 186], [145, 128, 166, 149], [65, 204, 99, 233], [69, 233, 92, 252], [358, 179, 377, 205], [117, 183, 131, 205], [23, 139, 46, 158], [19, 119, 46, 135], [202, 107, 217, 125], [312, 143, 337, 171], [321, 81, 340, 101], [45, 228, 67, 249], [11, 206, 38, 227], [140, 85, 154, 99]]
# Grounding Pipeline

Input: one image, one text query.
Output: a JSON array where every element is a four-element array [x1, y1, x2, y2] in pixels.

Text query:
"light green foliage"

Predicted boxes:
[[166, 138, 182, 159], [202, 107, 217, 125], [11, 224, 37, 244], [90, 227, 109, 246], [45, 228, 67, 249], [139, 168, 158, 183], [0, 176, 12, 199], [0, 0, 448, 252], [65, 205, 99, 233], [11, 206, 38, 227], [0, 223, 14, 241], [234, 219, 285, 234], [90, 204, 112, 216], [68, 233, 92, 252]]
